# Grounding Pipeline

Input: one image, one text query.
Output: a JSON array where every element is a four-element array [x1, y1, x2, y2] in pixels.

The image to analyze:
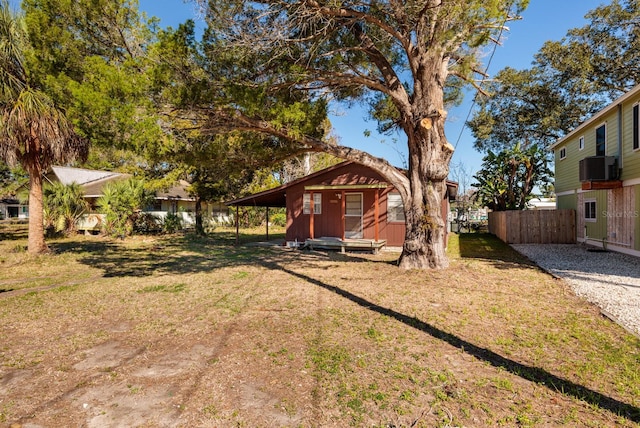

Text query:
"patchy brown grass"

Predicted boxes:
[[0, 221, 639, 427]]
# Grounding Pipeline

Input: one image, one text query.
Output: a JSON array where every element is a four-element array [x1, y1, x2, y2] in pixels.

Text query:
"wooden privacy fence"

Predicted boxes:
[[488, 209, 576, 244]]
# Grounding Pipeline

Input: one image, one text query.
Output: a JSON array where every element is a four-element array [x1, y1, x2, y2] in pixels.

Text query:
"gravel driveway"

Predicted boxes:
[[511, 244, 640, 338]]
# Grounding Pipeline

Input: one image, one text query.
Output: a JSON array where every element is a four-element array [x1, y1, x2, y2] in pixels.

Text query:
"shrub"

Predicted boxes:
[[97, 178, 154, 237], [162, 213, 183, 234], [270, 211, 286, 227], [133, 212, 161, 234], [43, 182, 88, 236]]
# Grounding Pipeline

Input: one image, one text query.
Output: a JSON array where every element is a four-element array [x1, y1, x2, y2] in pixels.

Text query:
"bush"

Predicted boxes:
[[162, 213, 183, 234], [270, 212, 286, 227], [43, 182, 88, 236], [133, 212, 161, 234], [97, 178, 154, 237]]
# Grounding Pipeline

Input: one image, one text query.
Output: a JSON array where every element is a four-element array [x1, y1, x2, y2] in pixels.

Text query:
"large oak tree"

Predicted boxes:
[[469, 0, 640, 154], [185, 0, 528, 269]]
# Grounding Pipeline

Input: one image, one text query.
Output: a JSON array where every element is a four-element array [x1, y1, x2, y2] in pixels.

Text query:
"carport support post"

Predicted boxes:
[[235, 205, 239, 245], [374, 189, 380, 242], [341, 190, 345, 240], [266, 207, 269, 241], [309, 192, 315, 239]]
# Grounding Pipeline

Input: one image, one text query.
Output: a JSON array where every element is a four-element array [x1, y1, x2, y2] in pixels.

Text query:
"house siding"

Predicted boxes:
[[380, 190, 406, 246], [604, 117, 617, 158], [553, 84, 640, 256], [636, 185, 640, 251], [578, 190, 608, 241], [281, 162, 453, 248], [557, 193, 576, 210], [283, 163, 405, 245], [622, 101, 640, 179], [554, 139, 581, 193]]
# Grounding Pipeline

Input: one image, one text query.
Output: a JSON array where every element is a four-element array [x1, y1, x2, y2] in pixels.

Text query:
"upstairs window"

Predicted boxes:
[[387, 193, 405, 222], [596, 124, 606, 156], [559, 147, 566, 160], [579, 136, 584, 150], [633, 104, 639, 151], [303, 193, 322, 214]]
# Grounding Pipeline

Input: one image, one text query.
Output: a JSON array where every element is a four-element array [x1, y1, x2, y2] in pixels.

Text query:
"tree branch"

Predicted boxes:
[[198, 108, 410, 197]]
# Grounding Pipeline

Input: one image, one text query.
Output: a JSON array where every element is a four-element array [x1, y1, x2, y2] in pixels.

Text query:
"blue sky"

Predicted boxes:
[[12, 0, 606, 176], [138, 0, 605, 177]]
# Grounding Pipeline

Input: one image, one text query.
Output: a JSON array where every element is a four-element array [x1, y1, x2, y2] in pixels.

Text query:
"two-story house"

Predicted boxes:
[[551, 84, 640, 256]]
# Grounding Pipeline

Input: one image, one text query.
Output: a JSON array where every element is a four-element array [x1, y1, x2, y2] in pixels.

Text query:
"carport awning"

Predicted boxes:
[[225, 186, 287, 207], [304, 184, 388, 190], [226, 180, 458, 207], [225, 161, 357, 208], [225, 183, 391, 208]]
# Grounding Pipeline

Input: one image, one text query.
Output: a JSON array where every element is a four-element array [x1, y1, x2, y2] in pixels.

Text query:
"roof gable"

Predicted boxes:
[[47, 166, 131, 197], [551, 83, 640, 149], [155, 180, 195, 201], [226, 161, 362, 207], [49, 166, 126, 185], [226, 161, 458, 206]]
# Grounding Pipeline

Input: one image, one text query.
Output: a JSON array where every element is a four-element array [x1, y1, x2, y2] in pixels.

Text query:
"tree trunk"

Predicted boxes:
[[27, 167, 48, 254], [398, 175, 449, 270], [397, 61, 454, 269], [195, 197, 204, 235]]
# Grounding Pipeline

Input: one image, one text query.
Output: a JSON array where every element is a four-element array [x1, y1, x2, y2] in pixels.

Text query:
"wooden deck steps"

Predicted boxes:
[[303, 237, 387, 254]]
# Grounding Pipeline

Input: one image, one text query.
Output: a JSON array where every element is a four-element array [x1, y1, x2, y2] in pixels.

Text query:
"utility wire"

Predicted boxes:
[[453, 3, 515, 150]]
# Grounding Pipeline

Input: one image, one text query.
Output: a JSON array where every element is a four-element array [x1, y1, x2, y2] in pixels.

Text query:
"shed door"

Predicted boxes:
[[344, 193, 363, 239]]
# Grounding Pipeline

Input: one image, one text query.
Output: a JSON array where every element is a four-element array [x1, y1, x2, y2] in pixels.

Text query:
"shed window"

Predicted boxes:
[[633, 104, 639, 151], [584, 200, 597, 222], [387, 193, 405, 222], [559, 147, 566, 160], [596, 124, 606, 156], [303, 193, 321, 214]]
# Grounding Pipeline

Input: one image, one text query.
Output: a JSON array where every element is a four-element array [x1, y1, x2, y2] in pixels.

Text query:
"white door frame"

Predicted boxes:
[[344, 193, 363, 239]]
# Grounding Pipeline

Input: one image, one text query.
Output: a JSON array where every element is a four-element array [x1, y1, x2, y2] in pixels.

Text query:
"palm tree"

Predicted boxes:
[[0, 0, 87, 253], [97, 178, 153, 237], [43, 181, 89, 236]]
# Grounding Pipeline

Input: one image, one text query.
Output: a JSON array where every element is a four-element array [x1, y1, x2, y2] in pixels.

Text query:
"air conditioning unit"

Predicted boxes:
[[579, 156, 618, 181]]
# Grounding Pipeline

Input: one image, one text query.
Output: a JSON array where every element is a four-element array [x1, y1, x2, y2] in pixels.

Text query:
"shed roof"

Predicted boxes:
[[226, 161, 458, 207], [225, 162, 353, 207]]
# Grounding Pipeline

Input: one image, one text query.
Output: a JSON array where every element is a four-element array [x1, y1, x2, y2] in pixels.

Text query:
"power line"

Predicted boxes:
[[453, 2, 515, 150]]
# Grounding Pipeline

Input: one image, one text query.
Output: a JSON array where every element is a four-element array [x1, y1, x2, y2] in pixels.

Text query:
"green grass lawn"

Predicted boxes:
[[0, 223, 638, 427]]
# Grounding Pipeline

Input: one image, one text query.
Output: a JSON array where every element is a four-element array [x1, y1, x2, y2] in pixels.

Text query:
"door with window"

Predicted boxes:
[[344, 193, 363, 239]]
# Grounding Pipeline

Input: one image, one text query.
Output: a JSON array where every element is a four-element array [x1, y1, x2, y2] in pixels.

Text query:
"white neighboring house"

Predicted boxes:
[[0, 197, 28, 220], [526, 197, 557, 210], [40, 166, 230, 232], [145, 179, 231, 227]]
